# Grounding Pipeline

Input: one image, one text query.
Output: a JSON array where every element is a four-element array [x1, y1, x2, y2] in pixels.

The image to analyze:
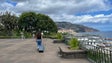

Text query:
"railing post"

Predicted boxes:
[[107, 49, 110, 63], [94, 46, 96, 62], [110, 51, 112, 63], [96, 46, 98, 63], [101, 48, 103, 63], [97, 48, 101, 63], [99, 48, 102, 63], [104, 50, 107, 63]]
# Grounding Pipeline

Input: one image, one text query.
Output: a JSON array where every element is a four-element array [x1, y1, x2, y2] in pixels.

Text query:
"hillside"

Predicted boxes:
[[56, 22, 99, 32]]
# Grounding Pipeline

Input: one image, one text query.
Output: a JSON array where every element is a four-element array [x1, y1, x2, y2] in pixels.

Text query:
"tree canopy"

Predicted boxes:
[[0, 11, 57, 37], [0, 12, 18, 36], [18, 12, 57, 33], [36, 13, 57, 33], [18, 12, 37, 32]]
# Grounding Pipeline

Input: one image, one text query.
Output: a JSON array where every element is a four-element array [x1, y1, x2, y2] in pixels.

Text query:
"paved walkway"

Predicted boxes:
[[0, 38, 91, 63]]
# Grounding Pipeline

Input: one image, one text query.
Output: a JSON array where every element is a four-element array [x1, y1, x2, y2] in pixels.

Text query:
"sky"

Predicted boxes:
[[0, 0, 112, 31]]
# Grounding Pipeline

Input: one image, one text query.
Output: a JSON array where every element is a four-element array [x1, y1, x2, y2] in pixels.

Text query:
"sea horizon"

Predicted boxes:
[[78, 31, 112, 39]]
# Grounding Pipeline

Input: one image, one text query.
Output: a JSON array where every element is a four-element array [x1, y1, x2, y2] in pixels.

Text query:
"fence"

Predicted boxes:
[[80, 41, 112, 63], [63, 34, 112, 63]]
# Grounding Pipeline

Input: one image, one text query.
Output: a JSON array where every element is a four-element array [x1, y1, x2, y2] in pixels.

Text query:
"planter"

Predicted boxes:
[[58, 46, 87, 58]]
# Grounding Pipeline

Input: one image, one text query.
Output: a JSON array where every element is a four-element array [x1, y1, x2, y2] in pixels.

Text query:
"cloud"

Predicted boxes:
[[0, 0, 112, 23], [49, 13, 112, 23], [11, 0, 27, 2], [0, 2, 14, 12], [9, 0, 112, 14]]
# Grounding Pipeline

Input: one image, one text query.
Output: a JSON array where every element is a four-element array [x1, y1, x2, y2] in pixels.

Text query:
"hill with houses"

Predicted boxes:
[[56, 22, 99, 33]]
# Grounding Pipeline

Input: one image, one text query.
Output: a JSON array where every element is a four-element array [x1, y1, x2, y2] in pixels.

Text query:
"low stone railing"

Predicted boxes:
[[58, 47, 87, 58]]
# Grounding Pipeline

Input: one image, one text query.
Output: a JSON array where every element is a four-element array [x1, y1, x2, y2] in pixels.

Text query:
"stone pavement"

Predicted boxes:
[[0, 38, 91, 63]]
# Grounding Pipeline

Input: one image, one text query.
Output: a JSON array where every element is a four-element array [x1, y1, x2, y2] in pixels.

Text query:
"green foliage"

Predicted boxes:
[[18, 12, 37, 32], [0, 11, 58, 38], [36, 13, 58, 33], [11, 30, 22, 37], [0, 25, 5, 36], [0, 36, 20, 39], [56, 33, 63, 40], [24, 32, 32, 38], [0, 25, 4, 31], [48, 33, 57, 39], [47, 33, 63, 39], [18, 12, 57, 33], [62, 33, 68, 35], [68, 38, 79, 50], [0, 11, 18, 36], [43, 32, 63, 39]]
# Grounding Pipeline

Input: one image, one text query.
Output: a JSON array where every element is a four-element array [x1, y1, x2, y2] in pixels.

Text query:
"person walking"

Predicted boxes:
[[35, 32, 44, 52], [35, 32, 42, 48]]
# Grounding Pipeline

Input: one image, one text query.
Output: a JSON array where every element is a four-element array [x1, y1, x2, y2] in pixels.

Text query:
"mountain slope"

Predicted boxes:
[[56, 22, 99, 32]]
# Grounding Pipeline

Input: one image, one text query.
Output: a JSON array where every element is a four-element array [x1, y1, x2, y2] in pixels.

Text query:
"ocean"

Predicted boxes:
[[78, 31, 112, 39]]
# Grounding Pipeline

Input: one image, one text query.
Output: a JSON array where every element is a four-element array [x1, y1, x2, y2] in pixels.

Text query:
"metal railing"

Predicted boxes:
[[63, 34, 112, 63], [80, 41, 112, 63]]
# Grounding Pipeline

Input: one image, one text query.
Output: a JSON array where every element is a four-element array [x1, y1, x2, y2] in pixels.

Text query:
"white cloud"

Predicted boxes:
[[8, 0, 111, 14], [0, 2, 14, 12], [11, 0, 27, 2], [0, 0, 112, 23], [49, 13, 112, 23]]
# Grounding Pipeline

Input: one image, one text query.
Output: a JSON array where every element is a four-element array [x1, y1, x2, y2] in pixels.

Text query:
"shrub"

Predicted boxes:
[[49, 33, 57, 39], [24, 32, 32, 38], [68, 38, 79, 50], [56, 33, 63, 40], [45, 33, 63, 39]]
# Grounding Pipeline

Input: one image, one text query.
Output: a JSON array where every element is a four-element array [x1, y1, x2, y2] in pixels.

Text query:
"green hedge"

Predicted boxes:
[[0, 36, 21, 39]]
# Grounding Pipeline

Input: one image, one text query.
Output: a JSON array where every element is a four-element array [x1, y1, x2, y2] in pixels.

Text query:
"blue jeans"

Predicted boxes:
[[36, 39, 42, 48]]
